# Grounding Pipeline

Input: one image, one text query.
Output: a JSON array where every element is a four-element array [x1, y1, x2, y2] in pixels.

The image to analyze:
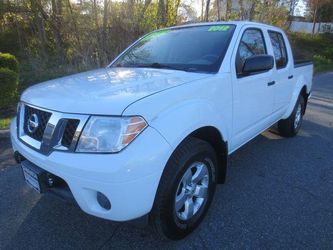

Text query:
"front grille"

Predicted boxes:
[[61, 119, 80, 148], [18, 104, 88, 155], [24, 105, 52, 141]]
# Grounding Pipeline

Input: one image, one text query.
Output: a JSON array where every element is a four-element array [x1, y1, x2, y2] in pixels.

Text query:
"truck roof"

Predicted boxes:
[[168, 21, 283, 32]]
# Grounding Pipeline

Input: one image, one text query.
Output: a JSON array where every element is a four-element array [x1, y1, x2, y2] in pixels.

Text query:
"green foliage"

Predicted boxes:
[[19, 59, 77, 90], [323, 47, 333, 61], [0, 117, 12, 130], [288, 32, 333, 73], [166, 0, 181, 26], [313, 55, 333, 73], [0, 52, 19, 73], [254, 0, 289, 28], [0, 68, 19, 108], [0, 30, 21, 57]]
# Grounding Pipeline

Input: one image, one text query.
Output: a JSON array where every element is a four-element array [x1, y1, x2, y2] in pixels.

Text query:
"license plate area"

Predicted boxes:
[[21, 160, 47, 193]]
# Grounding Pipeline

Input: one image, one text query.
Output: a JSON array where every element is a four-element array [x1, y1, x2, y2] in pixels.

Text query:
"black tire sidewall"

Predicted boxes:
[[156, 140, 217, 240], [278, 94, 305, 137], [292, 96, 305, 134]]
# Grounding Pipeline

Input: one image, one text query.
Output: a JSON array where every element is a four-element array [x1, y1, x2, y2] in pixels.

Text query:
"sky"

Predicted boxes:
[[294, 0, 307, 16], [189, 0, 308, 18]]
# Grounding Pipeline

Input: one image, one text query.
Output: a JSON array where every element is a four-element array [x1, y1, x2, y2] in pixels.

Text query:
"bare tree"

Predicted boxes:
[[30, 0, 48, 60], [287, 0, 299, 29], [205, 0, 211, 21], [309, 0, 320, 34], [51, 0, 65, 62], [139, 0, 153, 23], [216, 0, 221, 20], [158, 0, 167, 27], [226, 0, 231, 19], [102, 0, 110, 63], [238, 0, 244, 20], [201, 0, 205, 21]]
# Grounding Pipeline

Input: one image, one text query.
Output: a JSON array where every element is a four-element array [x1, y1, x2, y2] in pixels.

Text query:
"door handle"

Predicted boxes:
[[267, 81, 275, 86], [288, 75, 293, 79]]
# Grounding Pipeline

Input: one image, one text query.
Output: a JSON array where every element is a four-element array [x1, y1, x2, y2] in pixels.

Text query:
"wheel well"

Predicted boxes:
[[300, 86, 308, 114], [189, 126, 228, 184]]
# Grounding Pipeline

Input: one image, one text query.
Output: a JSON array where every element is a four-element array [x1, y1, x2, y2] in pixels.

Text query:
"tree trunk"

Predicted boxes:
[[66, 0, 83, 66], [226, 0, 231, 20], [205, 0, 210, 21], [102, 0, 109, 64], [249, 1, 256, 21], [92, 0, 102, 66], [30, 0, 48, 61], [128, 0, 135, 19], [51, 0, 66, 63], [139, 0, 152, 23], [157, 0, 166, 27], [217, 0, 221, 21], [312, 2, 318, 34], [238, 0, 244, 20]]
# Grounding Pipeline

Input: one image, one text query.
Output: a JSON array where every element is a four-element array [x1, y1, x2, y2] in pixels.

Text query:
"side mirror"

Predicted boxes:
[[242, 55, 274, 75]]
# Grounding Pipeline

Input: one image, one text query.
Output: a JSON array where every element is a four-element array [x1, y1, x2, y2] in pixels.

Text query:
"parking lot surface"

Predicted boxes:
[[1, 72, 332, 249]]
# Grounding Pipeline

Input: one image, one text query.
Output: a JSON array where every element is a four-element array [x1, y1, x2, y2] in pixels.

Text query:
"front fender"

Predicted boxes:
[[124, 98, 229, 151], [123, 74, 233, 151], [152, 99, 228, 150]]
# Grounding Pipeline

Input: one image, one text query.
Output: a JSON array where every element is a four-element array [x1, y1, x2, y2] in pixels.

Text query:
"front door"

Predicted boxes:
[[231, 27, 275, 151]]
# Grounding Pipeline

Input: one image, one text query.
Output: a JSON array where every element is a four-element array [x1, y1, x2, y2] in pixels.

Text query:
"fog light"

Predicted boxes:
[[97, 192, 111, 210], [14, 151, 25, 163]]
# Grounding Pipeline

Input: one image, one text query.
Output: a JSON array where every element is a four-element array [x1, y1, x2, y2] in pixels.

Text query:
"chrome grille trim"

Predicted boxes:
[[17, 103, 89, 155]]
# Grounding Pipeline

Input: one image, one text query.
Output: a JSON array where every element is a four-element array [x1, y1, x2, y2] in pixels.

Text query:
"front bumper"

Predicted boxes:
[[10, 118, 172, 221]]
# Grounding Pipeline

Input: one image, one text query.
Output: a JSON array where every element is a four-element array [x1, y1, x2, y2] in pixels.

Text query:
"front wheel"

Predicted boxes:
[[150, 137, 217, 240], [278, 95, 305, 137]]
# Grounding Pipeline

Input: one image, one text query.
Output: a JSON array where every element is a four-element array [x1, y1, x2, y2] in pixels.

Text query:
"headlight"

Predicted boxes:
[[76, 116, 147, 153], [17, 102, 21, 114]]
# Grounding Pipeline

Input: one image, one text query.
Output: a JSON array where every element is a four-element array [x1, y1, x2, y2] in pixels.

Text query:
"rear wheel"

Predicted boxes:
[[150, 137, 217, 240], [278, 95, 305, 137]]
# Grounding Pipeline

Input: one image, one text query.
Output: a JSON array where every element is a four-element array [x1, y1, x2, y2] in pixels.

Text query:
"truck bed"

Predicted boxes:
[[294, 59, 313, 68]]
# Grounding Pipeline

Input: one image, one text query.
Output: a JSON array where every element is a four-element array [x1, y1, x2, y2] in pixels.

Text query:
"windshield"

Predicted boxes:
[[111, 24, 236, 73]]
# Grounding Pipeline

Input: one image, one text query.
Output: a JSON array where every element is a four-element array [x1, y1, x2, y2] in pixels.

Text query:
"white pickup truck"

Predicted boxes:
[[11, 21, 313, 240]]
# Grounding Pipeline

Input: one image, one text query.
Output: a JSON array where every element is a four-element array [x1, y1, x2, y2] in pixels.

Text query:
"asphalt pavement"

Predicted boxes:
[[0, 72, 332, 249]]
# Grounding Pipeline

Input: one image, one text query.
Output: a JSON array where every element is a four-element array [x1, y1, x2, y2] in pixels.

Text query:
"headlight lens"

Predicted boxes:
[[76, 116, 147, 153]]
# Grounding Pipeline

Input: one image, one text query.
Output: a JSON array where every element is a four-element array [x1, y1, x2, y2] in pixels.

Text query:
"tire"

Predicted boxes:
[[150, 137, 218, 240], [278, 94, 305, 137]]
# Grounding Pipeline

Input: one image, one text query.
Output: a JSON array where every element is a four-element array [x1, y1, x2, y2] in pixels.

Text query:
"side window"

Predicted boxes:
[[236, 29, 267, 74], [268, 31, 288, 69]]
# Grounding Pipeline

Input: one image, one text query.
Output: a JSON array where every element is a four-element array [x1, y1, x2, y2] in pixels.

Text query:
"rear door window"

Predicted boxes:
[[268, 31, 288, 69]]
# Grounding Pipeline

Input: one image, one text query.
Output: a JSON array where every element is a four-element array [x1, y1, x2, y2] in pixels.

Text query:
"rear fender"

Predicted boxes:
[[282, 75, 308, 119]]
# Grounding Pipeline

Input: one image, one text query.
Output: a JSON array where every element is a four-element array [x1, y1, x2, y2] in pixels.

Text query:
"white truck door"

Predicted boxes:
[[267, 30, 293, 113], [230, 27, 275, 150]]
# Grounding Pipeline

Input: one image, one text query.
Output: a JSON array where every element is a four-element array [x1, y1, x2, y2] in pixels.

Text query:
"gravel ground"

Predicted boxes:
[[0, 72, 332, 250]]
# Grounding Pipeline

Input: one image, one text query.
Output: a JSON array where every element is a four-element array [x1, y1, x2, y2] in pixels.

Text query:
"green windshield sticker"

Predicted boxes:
[[142, 30, 170, 42], [208, 25, 230, 32]]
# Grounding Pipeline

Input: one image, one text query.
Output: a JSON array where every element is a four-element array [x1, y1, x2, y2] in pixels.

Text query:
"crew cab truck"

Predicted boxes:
[[11, 21, 313, 240]]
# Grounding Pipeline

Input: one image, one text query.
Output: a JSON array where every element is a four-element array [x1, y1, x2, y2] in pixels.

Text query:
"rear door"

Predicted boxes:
[[268, 30, 293, 113], [230, 26, 275, 150]]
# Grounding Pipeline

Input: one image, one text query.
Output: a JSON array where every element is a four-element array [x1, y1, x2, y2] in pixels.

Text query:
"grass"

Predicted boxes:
[[313, 55, 333, 73], [0, 117, 12, 130]]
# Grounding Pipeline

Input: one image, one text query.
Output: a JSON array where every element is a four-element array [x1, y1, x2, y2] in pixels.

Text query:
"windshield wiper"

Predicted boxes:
[[114, 62, 196, 72], [148, 62, 178, 70], [139, 62, 193, 72]]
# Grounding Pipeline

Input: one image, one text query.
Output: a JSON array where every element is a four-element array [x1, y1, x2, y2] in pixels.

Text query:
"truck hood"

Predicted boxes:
[[21, 67, 209, 115]]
